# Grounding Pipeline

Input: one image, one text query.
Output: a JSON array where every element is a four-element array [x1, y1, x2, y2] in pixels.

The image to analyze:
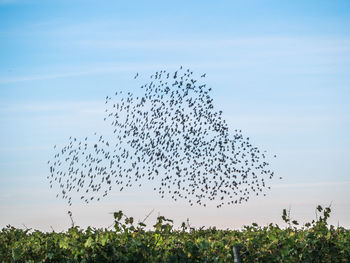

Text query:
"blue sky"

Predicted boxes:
[[0, 0, 349, 230]]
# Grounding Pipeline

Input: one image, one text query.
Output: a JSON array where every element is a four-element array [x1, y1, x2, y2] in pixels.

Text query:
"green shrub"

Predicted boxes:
[[1, 205, 349, 262]]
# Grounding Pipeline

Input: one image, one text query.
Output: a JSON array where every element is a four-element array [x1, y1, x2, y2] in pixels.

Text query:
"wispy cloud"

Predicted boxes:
[[0, 63, 180, 84], [0, 101, 102, 112], [0, 68, 119, 84], [224, 112, 344, 134], [72, 37, 350, 53], [271, 181, 350, 188], [1, 36, 349, 84]]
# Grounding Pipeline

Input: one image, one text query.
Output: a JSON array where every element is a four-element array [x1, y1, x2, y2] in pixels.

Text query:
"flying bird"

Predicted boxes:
[[48, 66, 278, 207]]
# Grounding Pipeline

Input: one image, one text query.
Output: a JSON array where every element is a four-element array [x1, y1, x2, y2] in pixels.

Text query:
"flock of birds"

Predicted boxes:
[[47, 67, 278, 207]]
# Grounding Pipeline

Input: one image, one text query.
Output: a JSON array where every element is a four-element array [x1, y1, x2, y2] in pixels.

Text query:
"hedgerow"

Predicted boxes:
[[1, 205, 349, 262]]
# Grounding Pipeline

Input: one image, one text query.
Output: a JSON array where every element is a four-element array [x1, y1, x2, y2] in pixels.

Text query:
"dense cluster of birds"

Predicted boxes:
[[48, 67, 278, 207]]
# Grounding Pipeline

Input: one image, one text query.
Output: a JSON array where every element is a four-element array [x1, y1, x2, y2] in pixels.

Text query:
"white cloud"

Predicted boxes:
[[72, 37, 350, 53], [271, 181, 350, 188], [0, 101, 102, 112], [0, 63, 180, 84]]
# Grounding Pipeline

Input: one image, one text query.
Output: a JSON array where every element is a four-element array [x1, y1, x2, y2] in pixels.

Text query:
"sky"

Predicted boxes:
[[0, 0, 349, 231]]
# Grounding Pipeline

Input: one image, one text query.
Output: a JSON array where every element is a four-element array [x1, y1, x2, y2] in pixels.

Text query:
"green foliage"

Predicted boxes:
[[1, 205, 349, 262]]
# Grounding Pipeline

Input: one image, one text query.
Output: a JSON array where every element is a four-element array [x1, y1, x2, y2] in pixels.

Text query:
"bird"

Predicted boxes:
[[48, 67, 278, 207]]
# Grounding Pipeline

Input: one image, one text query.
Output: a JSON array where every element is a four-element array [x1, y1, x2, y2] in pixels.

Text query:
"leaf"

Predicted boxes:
[[292, 220, 299, 225], [84, 236, 93, 248], [114, 211, 123, 221], [12, 247, 22, 261], [100, 235, 108, 246]]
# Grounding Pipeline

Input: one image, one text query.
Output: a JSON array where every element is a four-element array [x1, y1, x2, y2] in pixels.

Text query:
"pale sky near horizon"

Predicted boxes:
[[0, 0, 350, 231]]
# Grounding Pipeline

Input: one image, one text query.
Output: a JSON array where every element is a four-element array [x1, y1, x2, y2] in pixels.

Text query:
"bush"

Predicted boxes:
[[1, 205, 349, 262]]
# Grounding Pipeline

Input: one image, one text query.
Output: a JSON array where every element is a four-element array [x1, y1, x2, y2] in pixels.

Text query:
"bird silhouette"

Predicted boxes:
[[48, 67, 278, 207]]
